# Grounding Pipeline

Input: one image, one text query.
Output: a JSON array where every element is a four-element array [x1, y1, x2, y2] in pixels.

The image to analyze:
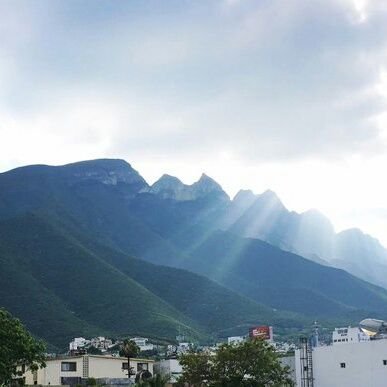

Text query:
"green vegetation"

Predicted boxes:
[[120, 339, 140, 378], [0, 214, 201, 349], [0, 213, 295, 349], [178, 339, 294, 386], [0, 308, 46, 386], [1, 159, 387, 350], [135, 374, 168, 387]]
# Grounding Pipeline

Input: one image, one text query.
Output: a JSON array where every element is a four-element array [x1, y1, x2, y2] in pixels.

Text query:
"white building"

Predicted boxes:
[[69, 337, 90, 351], [131, 337, 154, 352], [90, 337, 113, 351], [227, 336, 245, 345], [154, 359, 183, 383], [295, 339, 387, 387], [332, 326, 370, 345], [23, 355, 154, 385]]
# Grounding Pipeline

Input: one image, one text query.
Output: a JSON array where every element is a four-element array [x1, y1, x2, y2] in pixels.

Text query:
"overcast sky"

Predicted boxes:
[[1, 0, 387, 244]]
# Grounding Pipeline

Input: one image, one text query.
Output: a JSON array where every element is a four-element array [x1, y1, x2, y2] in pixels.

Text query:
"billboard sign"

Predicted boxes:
[[249, 326, 273, 341]]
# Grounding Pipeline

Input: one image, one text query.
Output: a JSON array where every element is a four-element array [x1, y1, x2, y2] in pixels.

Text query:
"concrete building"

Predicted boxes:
[[69, 337, 89, 351], [332, 326, 370, 345], [90, 337, 113, 351], [131, 337, 154, 352], [227, 336, 245, 345], [295, 339, 387, 387], [24, 355, 154, 386]]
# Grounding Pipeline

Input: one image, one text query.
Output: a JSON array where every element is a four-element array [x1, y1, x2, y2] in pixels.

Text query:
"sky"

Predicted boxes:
[[1, 0, 387, 245]]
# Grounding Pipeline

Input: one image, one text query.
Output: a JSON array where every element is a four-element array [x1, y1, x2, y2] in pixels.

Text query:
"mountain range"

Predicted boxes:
[[1, 158, 387, 349]]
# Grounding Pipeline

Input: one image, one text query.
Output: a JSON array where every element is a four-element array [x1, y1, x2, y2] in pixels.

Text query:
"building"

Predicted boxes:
[[69, 337, 90, 351], [24, 355, 154, 386], [295, 338, 387, 386], [167, 342, 192, 357], [90, 337, 113, 351], [227, 336, 245, 345], [332, 326, 370, 345], [131, 337, 154, 352], [154, 359, 182, 384]]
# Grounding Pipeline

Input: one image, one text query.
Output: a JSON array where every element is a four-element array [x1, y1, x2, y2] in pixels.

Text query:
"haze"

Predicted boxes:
[[0, 0, 387, 244]]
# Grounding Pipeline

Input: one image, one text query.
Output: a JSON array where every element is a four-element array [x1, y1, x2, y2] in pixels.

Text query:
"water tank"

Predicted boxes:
[[359, 319, 387, 336]]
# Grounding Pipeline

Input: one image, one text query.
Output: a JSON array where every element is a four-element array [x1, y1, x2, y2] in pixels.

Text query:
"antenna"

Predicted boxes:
[[313, 321, 320, 347]]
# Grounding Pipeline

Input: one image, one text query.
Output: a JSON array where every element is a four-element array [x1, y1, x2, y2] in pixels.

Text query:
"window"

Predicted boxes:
[[122, 363, 128, 369], [340, 363, 346, 368], [137, 363, 148, 371], [383, 360, 387, 366], [61, 362, 77, 372]]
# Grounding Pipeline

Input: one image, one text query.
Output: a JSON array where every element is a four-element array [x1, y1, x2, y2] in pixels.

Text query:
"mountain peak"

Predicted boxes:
[[195, 173, 222, 188], [157, 174, 184, 185], [261, 189, 278, 198], [258, 189, 284, 206], [192, 174, 229, 200], [146, 174, 185, 199], [63, 158, 148, 189], [300, 209, 333, 228], [233, 189, 256, 204], [144, 173, 229, 201], [198, 172, 212, 181]]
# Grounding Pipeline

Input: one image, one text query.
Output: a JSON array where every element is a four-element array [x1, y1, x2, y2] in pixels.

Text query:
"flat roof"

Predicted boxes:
[[46, 355, 154, 362]]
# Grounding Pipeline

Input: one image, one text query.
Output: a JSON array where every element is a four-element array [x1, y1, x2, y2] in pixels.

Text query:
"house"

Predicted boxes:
[[130, 337, 154, 352], [24, 355, 154, 385]]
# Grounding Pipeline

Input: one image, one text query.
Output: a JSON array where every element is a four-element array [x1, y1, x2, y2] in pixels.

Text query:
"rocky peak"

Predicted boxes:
[[233, 189, 256, 205], [145, 174, 186, 199], [192, 174, 226, 195], [151, 174, 185, 191], [256, 189, 286, 210], [63, 159, 148, 188], [145, 173, 229, 201], [300, 209, 334, 231]]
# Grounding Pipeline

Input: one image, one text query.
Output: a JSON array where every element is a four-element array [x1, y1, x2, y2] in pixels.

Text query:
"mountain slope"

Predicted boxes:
[[181, 232, 387, 318], [221, 189, 387, 288], [1, 158, 387, 341], [0, 214, 200, 347], [0, 212, 297, 348]]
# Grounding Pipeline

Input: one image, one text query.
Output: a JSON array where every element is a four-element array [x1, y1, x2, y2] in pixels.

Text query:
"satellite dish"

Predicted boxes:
[[135, 370, 152, 383], [359, 319, 387, 336]]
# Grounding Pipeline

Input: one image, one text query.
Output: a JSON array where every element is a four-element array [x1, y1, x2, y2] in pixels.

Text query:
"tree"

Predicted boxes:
[[86, 377, 97, 385], [0, 308, 46, 386], [178, 339, 294, 387], [119, 339, 140, 379], [178, 350, 213, 387], [137, 374, 169, 387]]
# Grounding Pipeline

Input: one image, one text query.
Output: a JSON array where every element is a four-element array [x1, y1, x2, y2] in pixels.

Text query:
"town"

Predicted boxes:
[[16, 318, 387, 386]]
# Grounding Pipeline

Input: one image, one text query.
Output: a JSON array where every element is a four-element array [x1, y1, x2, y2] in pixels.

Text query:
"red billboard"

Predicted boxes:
[[249, 326, 272, 341]]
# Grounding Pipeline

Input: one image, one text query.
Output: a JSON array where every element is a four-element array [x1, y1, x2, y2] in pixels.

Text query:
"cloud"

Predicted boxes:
[[0, 0, 387, 168]]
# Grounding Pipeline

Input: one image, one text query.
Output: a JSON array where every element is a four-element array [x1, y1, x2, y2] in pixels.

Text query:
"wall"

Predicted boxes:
[[295, 340, 387, 387], [24, 356, 153, 385], [154, 359, 182, 383]]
